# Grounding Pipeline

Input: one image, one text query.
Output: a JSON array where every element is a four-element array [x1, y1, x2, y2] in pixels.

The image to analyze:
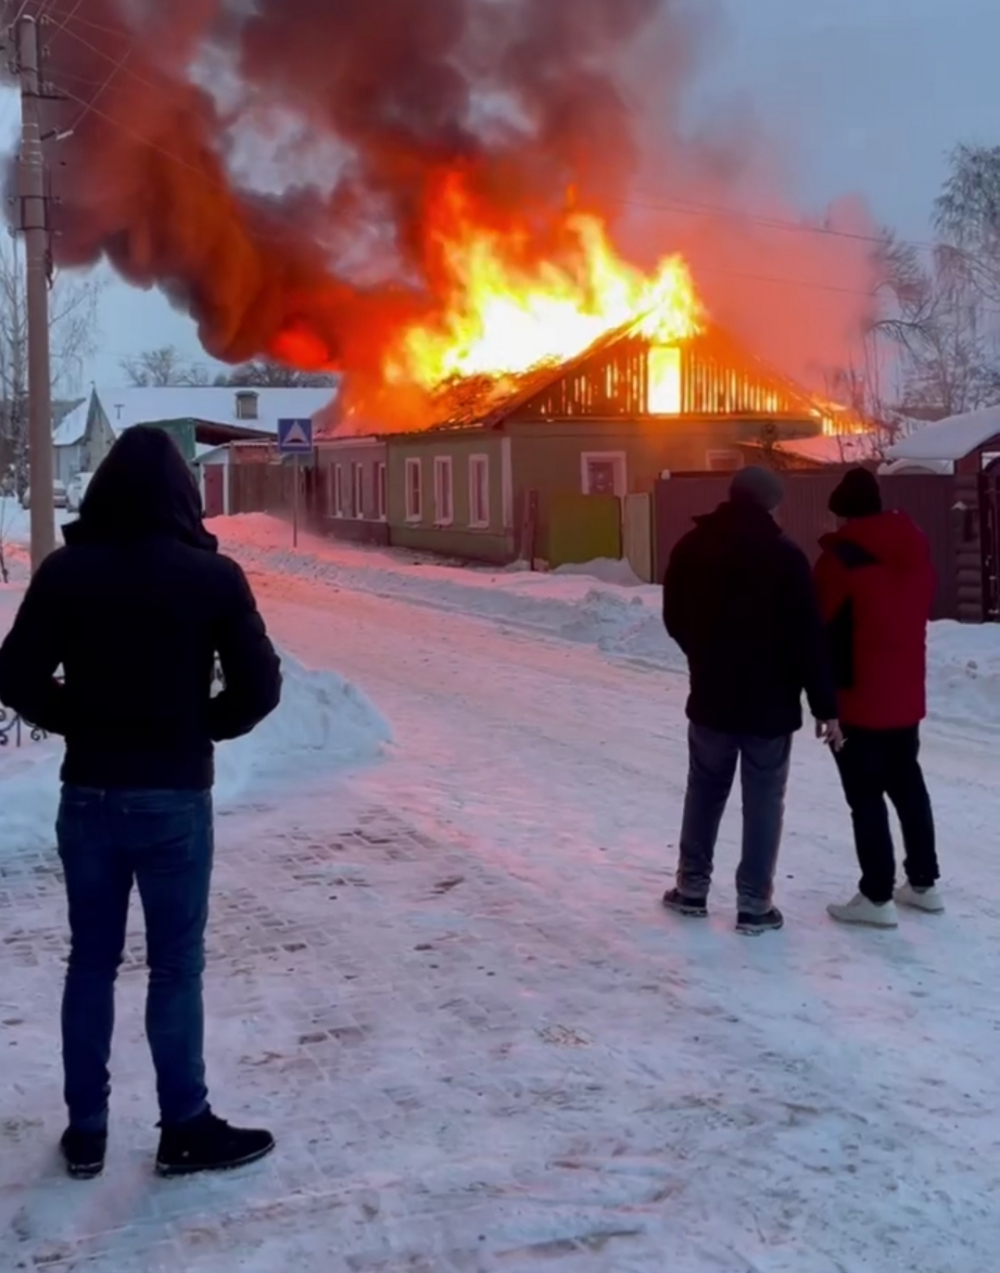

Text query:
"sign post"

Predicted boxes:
[[277, 418, 314, 550]]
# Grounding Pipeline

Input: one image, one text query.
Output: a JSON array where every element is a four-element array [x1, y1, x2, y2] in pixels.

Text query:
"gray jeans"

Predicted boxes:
[[676, 725, 792, 915]]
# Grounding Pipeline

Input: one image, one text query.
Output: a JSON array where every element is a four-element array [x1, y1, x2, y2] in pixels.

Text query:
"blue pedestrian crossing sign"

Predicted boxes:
[[277, 418, 314, 454]]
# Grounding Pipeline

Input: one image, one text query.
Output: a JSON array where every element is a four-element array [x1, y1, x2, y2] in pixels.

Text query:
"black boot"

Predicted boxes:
[[155, 1110, 275, 1178], [662, 888, 708, 918], [61, 1127, 107, 1180], [736, 907, 784, 936]]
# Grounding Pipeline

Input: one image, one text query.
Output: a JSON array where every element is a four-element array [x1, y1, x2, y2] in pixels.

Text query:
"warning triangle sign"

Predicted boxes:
[[279, 418, 313, 451]]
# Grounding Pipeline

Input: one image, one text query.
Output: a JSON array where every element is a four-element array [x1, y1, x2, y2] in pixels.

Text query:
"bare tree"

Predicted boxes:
[[120, 346, 211, 387], [215, 359, 335, 389], [0, 234, 103, 495], [857, 209, 1000, 432], [935, 144, 1000, 302]]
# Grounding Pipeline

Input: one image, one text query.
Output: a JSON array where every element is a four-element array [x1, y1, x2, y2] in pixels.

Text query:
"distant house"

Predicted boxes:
[[53, 384, 339, 485]]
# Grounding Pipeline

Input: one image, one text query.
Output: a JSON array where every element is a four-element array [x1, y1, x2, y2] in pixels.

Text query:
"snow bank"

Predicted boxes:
[[927, 623, 1000, 730], [0, 652, 390, 855]]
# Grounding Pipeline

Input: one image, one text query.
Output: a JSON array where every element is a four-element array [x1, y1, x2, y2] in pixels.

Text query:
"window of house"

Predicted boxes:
[[581, 451, 627, 497], [434, 456, 454, 526], [352, 462, 365, 519], [376, 462, 387, 521], [235, 391, 259, 421], [706, 449, 742, 472], [405, 457, 423, 522], [333, 464, 345, 517], [469, 455, 490, 528]]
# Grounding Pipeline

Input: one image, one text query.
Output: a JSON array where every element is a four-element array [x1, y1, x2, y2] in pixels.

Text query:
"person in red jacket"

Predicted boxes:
[[814, 467, 942, 927]]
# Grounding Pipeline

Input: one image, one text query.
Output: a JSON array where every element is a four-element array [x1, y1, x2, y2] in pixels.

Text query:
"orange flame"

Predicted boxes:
[[383, 177, 704, 396]]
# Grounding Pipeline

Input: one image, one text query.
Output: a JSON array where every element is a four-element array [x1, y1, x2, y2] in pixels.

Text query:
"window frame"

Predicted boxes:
[[433, 455, 454, 527], [333, 464, 345, 518], [405, 457, 423, 523], [376, 462, 388, 522], [352, 462, 365, 519], [580, 450, 627, 498], [468, 454, 490, 529]]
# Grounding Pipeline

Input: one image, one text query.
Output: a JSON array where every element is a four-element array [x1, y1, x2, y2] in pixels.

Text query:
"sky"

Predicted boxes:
[[2, 0, 997, 392]]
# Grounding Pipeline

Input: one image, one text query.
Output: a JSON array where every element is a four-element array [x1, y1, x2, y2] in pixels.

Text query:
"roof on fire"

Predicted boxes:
[[411, 317, 837, 435]]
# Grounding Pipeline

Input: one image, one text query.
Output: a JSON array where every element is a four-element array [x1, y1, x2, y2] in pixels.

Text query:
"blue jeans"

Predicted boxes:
[[57, 787, 214, 1133], [677, 725, 792, 914]]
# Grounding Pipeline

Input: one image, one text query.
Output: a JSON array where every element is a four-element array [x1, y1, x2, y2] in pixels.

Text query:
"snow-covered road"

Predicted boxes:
[[2, 524, 999, 1272]]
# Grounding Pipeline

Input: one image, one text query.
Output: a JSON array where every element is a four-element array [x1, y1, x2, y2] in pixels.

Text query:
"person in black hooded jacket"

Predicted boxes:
[[0, 427, 282, 1180]]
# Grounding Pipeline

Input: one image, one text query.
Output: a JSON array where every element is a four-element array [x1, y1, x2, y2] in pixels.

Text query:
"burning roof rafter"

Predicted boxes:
[[421, 316, 849, 433]]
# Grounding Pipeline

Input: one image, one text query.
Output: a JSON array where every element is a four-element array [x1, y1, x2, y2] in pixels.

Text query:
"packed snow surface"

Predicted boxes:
[[1, 512, 999, 1271]]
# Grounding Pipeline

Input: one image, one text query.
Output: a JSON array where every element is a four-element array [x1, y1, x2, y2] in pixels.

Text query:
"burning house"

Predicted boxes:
[[314, 307, 842, 569]]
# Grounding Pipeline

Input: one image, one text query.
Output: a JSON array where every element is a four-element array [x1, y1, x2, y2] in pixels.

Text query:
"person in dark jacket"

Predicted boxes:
[[0, 427, 282, 1180], [662, 466, 841, 934], [815, 467, 941, 928]]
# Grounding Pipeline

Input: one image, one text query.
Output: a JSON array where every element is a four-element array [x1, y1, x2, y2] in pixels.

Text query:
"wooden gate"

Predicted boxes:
[[623, 493, 653, 582], [203, 464, 226, 519]]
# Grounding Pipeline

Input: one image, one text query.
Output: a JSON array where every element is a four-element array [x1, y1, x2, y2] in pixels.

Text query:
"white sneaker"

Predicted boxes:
[[827, 894, 899, 928], [896, 883, 945, 913]]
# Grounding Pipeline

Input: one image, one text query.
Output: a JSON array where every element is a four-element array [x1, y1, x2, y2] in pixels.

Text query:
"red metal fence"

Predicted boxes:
[[654, 472, 978, 622]]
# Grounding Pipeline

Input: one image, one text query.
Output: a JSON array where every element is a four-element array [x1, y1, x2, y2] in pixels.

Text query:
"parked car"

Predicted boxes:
[[66, 472, 93, 512], [21, 480, 68, 510]]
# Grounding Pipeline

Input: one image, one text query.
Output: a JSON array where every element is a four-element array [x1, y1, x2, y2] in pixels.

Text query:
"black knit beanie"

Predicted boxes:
[[829, 467, 882, 519]]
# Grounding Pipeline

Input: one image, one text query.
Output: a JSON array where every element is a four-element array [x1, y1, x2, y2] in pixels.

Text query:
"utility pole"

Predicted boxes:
[[15, 12, 55, 569]]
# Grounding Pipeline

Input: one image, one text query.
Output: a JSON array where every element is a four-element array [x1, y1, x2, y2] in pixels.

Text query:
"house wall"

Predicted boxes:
[[55, 396, 117, 484], [508, 415, 819, 560], [54, 443, 81, 485], [386, 432, 513, 562], [81, 400, 116, 474], [314, 439, 390, 545]]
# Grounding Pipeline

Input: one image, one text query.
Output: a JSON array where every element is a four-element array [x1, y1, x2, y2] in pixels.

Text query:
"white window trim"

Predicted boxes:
[[376, 462, 388, 523], [434, 456, 454, 527], [405, 457, 422, 523], [333, 464, 345, 518], [580, 451, 627, 498], [706, 449, 743, 472], [468, 454, 490, 529], [352, 463, 365, 520]]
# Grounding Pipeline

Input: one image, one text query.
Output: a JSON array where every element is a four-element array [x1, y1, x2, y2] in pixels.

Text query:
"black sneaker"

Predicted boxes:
[[60, 1127, 107, 1180], [155, 1110, 275, 1178], [662, 888, 708, 918], [736, 907, 784, 936]]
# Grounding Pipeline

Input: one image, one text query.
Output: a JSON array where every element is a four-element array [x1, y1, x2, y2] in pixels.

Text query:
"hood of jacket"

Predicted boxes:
[[819, 510, 929, 572], [63, 425, 218, 551], [694, 498, 782, 541]]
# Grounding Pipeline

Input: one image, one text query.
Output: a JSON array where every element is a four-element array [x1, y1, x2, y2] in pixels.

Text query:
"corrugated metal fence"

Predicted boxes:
[[654, 472, 978, 622]]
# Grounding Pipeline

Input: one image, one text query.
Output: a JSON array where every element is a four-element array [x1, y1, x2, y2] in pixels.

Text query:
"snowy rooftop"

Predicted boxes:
[[53, 385, 338, 448], [776, 433, 881, 466], [887, 405, 1000, 463]]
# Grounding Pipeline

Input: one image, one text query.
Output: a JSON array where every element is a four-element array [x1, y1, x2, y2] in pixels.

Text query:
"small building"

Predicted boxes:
[[884, 405, 1000, 474], [380, 319, 834, 568], [53, 385, 338, 484]]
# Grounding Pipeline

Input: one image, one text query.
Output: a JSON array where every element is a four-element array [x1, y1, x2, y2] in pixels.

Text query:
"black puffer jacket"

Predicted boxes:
[[663, 499, 836, 738], [0, 427, 281, 789]]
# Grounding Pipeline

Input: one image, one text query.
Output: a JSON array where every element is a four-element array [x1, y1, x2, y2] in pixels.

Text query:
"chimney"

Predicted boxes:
[[235, 389, 259, 421]]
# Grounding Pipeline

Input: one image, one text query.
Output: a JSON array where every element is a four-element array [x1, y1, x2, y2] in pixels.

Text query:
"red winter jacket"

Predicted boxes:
[[814, 512, 936, 730]]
